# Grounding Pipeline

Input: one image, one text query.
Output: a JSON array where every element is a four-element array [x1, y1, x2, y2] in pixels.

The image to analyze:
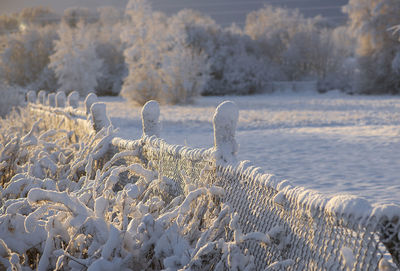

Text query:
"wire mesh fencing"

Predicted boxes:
[[27, 91, 400, 270]]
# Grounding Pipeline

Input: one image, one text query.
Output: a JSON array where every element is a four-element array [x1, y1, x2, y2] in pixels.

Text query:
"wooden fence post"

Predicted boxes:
[[55, 91, 66, 108], [67, 91, 79, 108], [141, 100, 160, 137], [48, 93, 56, 107], [84, 93, 98, 115], [26, 91, 36, 104], [38, 90, 46, 105], [213, 101, 239, 164]]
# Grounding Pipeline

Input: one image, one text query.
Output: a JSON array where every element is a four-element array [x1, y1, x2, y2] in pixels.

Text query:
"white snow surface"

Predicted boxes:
[[101, 91, 400, 205]]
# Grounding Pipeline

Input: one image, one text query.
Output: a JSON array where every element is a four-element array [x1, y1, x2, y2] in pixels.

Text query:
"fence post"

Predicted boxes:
[[67, 91, 79, 108], [38, 90, 46, 105], [213, 101, 239, 164], [26, 91, 36, 104], [141, 100, 160, 137], [90, 102, 111, 132], [55, 91, 66, 108], [84, 93, 98, 115], [48, 93, 56, 107]]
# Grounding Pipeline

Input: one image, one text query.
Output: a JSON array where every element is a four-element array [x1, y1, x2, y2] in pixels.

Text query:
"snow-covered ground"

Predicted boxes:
[[102, 91, 400, 206]]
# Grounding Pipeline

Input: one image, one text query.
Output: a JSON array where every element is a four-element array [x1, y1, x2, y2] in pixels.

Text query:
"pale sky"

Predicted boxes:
[[0, 0, 348, 27]]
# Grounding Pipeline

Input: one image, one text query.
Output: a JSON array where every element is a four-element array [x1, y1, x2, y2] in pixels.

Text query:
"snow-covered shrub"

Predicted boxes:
[[343, 0, 400, 94], [0, 25, 58, 89], [316, 26, 357, 93], [158, 15, 210, 104], [0, 83, 23, 118], [159, 45, 208, 104], [94, 7, 126, 96], [245, 5, 309, 66], [244, 5, 350, 88], [167, 9, 279, 96], [206, 32, 280, 95], [120, 0, 167, 105], [49, 22, 103, 96]]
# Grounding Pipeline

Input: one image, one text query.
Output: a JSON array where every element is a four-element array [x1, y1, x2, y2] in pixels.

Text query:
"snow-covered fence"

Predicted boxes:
[[26, 92, 400, 270], [27, 91, 110, 138]]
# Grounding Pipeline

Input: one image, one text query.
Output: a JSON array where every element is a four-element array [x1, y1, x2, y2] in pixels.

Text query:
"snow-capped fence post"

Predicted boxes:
[[48, 93, 56, 107], [55, 91, 66, 108], [141, 100, 160, 137], [38, 90, 47, 105], [67, 91, 79, 108], [26, 91, 36, 104], [213, 101, 239, 164], [90, 102, 111, 132], [84, 93, 98, 115]]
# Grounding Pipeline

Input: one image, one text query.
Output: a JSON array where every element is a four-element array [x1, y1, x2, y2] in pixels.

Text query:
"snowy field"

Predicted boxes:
[[102, 91, 400, 206]]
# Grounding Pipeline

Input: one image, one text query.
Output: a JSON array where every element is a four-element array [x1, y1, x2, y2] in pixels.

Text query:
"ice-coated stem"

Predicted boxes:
[[91, 102, 111, 132], [213, 101, 239, 164], [141, 100, 160, 137], [84, 93, 98, 115], [26, 90, 36, 104], [55, 91, 66, 108]]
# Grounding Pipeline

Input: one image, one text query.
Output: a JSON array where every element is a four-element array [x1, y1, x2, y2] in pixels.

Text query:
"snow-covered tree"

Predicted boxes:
[[94, 7, 126, 96], [0, 14, 19, 34], [155, 10, 211, 103], [120, 0, 167, 105], [316, 26, 357, 92], [62, 7, 99, 28], [159, 44, 209, 104], [167, 9, 279, 95], [202, 30, 280, 95], [0, 25, 58, 89], [49, 22, 103, 96], [343, 0, 400, 94], [245, 5, 308, 66], [19, 6, 60, 27]]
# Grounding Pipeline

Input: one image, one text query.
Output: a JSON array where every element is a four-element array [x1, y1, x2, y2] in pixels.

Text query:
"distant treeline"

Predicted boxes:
[[0, 0, 400, 105]]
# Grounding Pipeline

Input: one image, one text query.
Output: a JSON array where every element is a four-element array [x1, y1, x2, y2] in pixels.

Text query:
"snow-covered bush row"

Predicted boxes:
[[2, 0, 400, 101], [0, 6, 125, 97]]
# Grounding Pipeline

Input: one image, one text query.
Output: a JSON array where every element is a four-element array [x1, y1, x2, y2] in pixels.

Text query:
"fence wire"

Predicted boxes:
[[121, 136, 400, 271]]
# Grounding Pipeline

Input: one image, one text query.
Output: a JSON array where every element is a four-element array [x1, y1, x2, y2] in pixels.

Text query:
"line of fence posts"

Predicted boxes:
[[25, 90, 240, 165]]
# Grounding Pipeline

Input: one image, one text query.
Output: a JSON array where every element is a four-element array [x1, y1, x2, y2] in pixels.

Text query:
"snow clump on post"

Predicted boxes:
[[84, 93, 98, 115], [55, 91, 66, 108], [141, 100, 160, 137], [91, 102, 111, 132], [213, 101, 239, 164], [67, 91, 79, 108], [47, 93, 56, 107], [37, 90, 47, 105], [26, 91, 36, 104]]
